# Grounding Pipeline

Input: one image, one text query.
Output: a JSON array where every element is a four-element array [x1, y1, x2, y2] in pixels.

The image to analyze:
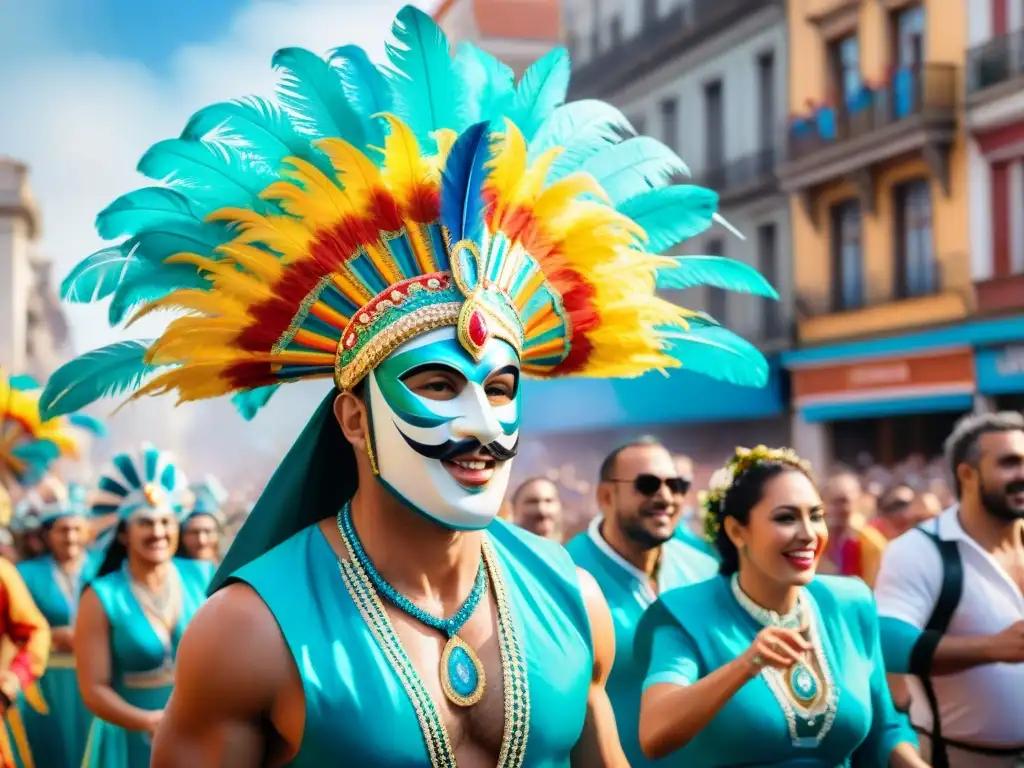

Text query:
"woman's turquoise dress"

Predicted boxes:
[[81, 558, 213, 768], [16, 555, 98, 768], [636, 574, 917, 767], [232, 519, 594, 766]]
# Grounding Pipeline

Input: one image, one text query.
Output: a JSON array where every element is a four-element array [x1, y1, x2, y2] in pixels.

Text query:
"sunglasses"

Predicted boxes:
[[610, 474, 692, 496]]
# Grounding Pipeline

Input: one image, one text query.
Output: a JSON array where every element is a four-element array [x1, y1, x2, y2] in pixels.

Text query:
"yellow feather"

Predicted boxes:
[[208, 208, 313, 256], [126, 290, 244, 329], [485, 121, 527, 224], [214, 242, 283, 283], [315, 138, 380, 211], [531, 173, 609, 224], [510, 146, 560, 207], [279, 158, 357, 218], [376, 114, 431, 208], [163, 254, 272, 305]]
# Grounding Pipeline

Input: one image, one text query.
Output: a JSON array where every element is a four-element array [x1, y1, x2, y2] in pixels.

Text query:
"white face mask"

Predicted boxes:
[[365, 327, 520, 530]]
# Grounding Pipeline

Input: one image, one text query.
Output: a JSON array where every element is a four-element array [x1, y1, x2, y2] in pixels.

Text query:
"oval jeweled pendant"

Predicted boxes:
[[787, 661, 820, 704], [440, 635, 486, 707]]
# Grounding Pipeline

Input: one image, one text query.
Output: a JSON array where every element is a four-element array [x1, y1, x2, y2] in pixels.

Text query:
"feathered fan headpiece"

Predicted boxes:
[[39, 5, 775, 424], [1, 369, 106, 488]]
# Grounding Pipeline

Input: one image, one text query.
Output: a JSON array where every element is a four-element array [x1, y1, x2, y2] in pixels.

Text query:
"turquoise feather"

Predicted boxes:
[[8, 374, 40, 391], [181, 97, 336, 180], [68, 413, 108, 437], [533, 100, 633, 179], [657, 255, 779, 299], [661, 324, 769, 388], [384, 5, 468, 151], [455, 43, 514, 125], [583, 137, 688, 205], [618, 186, 717, 253], [231, 385, 279, 421], [96, 187, 204, 240], [11, 441, 60, 485], [107, 265, 211, 325], [61, 244, 137, 304], [326, 45, 394, 148], [38, 340, 160, 420], [271, 47, 368, 151], [137, 138, 282, 215], [507, 47, 570, 141]]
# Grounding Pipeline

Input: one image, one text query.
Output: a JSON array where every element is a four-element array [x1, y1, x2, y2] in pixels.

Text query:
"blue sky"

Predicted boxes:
[[51, 0, 252, 74], [0, 0, 438, 466]]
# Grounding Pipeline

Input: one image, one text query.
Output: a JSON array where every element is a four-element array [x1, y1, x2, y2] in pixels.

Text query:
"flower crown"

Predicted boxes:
[[700, 445, 812, 543]]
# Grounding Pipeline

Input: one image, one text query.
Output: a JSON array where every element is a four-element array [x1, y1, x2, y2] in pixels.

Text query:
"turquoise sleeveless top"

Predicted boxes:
[[566, 522, 717, 768], [17, 555, 99, 768], [635, 575, 916, 767], [233, 520, 593, 767], [83, 558, 214, 768]]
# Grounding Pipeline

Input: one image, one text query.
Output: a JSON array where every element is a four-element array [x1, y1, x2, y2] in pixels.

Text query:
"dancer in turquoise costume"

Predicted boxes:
[[567, 437, 718, 768], [180, 477, 227, 563], [73, 445, 212, 768], [635, 446, 927, 767], [39, 5, 777, 765], [16, 486, 96, 767]]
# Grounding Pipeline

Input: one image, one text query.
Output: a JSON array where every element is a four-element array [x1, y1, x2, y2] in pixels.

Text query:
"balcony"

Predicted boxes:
[[568, 0, 783, 99], [697, 148, 780, 207], [794, 256, 969, 343], [965, 31, 1024, 131], [778, 64, 958, 221]]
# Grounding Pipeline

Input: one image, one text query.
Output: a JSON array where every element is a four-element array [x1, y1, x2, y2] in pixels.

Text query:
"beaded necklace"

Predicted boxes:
[[731, 575, 839, 749], [335, 501, 531, 767], [338, 501, 489, 707]]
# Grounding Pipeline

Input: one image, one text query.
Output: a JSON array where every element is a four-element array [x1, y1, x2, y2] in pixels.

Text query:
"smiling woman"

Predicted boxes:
[[634, 446, 927, 768]]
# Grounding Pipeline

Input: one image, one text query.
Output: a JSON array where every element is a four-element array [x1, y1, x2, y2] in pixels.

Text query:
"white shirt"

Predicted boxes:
[[874, 506, 1024, 746]]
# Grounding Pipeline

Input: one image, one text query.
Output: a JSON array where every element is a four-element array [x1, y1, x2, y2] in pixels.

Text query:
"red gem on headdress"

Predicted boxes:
[[468, 309, 489, 348]]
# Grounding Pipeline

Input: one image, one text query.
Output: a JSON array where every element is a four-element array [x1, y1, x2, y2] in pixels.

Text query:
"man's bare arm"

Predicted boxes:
[[150, 583, 303, 768], [571, 568, 629, 768]]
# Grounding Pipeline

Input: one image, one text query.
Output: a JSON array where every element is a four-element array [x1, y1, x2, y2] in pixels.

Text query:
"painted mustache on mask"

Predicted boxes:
[[398, 429, 519, 462]]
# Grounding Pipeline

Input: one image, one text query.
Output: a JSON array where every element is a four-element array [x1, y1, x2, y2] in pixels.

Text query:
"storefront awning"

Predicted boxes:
[[976, 344, 1024, 396], [520, 356, 786, 434], [782, 315, 1024, 368], [800, 393, 973, 423]]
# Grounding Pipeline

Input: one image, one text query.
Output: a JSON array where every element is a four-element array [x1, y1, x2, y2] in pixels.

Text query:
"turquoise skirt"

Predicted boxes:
[[81, 683, 170, 768], [19, 657, 92, 768]]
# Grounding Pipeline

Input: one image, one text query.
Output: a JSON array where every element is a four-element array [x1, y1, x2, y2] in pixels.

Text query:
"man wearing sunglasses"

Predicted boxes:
[[566, 436, 718, 768]]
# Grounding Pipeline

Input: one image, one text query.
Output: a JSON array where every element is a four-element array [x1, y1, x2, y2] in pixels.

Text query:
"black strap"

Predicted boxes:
[[913, 522, 963, 768]]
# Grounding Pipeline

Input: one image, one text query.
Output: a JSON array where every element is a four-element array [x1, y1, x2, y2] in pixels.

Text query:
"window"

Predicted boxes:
[[704, 79, 724, 171], [830, 200, 863, 310], [894, 178, 935, 298], [757, 224, 781, 337], [631, 114, 647, 137], [757, 52, 775, 154], [643, 0, 658, 25], [707, 238, 728, 323], [892, 4, 925, 69], [660, 97, 678, 152], [828, 34, 861, 109]]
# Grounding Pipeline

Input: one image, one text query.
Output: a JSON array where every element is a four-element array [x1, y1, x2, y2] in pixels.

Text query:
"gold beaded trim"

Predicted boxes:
[[334, 302, 522, 391], [335, 523, 530, 768]]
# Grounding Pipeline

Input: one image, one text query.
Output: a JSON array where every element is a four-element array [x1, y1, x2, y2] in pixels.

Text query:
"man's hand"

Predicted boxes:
[[985, 620, 1024, 663]]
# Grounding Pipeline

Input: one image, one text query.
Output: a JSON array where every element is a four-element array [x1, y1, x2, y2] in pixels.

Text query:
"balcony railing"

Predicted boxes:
[[698, 148, 779, 204], [569, 0, 782, 98], [786, 64, 958, 164], [795, 256, 945, 317], [967, 30, 1024, 96]]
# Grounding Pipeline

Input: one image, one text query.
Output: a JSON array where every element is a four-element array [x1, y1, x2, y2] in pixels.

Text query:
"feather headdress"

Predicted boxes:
[[91, 443, 187, 523], [186, 475, 228, 524], [40, 5, 776, 422], [0, 369, 106, 488]]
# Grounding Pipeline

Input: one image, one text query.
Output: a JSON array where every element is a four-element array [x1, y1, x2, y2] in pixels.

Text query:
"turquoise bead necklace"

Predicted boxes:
[[338, 500, 490, 707]]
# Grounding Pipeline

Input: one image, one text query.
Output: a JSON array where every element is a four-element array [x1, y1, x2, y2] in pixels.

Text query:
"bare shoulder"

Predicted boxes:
[[174, 582, 293, 715]]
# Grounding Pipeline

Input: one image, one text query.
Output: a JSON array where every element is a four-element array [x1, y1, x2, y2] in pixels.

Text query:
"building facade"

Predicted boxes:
[[778, 0, 974, 469], [433, 0, 562, 76], [966, 0, 1024, 413], [507, 0, 793, 471]]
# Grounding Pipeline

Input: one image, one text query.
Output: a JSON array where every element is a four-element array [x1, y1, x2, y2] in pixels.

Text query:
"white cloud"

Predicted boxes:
[[0, 0, 437, 477]]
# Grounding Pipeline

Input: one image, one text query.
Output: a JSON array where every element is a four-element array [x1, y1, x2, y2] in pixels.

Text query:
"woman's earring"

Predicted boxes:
[[741, 543, 750, 559]]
